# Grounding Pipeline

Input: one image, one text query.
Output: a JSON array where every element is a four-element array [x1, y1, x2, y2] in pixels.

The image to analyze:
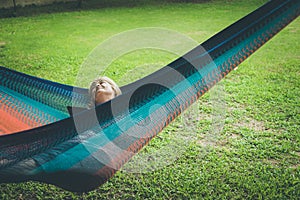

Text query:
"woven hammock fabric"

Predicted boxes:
[[0, 0, 299, 192]]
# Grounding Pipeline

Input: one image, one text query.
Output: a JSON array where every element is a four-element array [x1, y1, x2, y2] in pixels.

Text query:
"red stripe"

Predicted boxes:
[[0, 109, 32, 135], [0, 101, 43, 135]]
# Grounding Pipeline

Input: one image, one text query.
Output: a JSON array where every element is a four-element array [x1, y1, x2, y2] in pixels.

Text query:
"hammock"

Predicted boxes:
[[0, 0, 299, 192]]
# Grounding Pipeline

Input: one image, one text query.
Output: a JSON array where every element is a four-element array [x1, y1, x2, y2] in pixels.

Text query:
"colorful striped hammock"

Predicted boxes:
[[1, 0, 299, 192]]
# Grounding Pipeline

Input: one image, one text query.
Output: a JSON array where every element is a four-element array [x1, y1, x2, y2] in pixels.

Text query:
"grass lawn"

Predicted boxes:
[[0, 0, 299, 199]]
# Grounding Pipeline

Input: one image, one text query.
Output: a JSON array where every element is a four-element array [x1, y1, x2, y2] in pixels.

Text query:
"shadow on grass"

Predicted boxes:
[[0, 0, 210, 18]]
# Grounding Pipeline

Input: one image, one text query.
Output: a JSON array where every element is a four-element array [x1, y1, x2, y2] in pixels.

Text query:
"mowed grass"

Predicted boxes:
[[0, 0, 299, 199]]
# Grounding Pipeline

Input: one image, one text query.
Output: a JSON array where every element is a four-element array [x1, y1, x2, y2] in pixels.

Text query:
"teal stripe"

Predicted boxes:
[[0, 86, 69, 122]]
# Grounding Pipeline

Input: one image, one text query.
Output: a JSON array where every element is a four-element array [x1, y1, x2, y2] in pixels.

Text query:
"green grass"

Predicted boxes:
[[0, 0, 299, 199]]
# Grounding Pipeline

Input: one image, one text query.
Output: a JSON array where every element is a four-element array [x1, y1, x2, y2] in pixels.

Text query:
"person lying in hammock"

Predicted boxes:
[[88, 76, 122, 108], [68, 76, 121, 116]]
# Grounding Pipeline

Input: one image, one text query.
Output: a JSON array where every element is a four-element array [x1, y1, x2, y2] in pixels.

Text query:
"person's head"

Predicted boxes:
[[89, 76, 121, 107]]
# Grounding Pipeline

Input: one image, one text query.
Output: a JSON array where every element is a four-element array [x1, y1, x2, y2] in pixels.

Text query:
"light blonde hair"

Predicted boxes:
[[88, 76, 121, 108]]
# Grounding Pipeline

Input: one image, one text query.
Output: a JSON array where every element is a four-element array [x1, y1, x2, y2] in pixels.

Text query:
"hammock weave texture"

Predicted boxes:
[[0, 0, 299, 192]]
